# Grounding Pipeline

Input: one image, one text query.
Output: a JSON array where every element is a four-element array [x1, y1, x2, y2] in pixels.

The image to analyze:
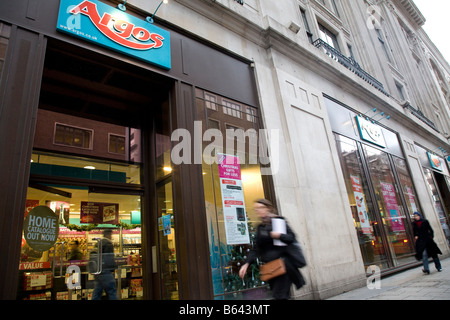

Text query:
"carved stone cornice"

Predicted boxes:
[[390, 0, 425, 28]]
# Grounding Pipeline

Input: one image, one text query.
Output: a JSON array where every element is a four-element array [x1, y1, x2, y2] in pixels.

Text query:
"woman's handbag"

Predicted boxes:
[[260, 258, 286, 281]]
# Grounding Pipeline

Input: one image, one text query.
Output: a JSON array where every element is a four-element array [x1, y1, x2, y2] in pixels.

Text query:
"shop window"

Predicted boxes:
[[335, 134, 420, 269], [154, 98, 179, 300], [19, 187, 143, 300], [155, 100, 172, 181], [156, 180, 178, 299], [109, 134, 126, 155], [392, 156, 421, 217], [196, 89, 270, 299], [335, 134, 389, 268], [363, 145, 416, 265], [54, 123, 93, 150]]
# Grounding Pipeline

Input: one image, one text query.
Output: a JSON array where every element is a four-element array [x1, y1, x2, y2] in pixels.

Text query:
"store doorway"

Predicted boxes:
[[424, 169, 450, 247], [16, 38, 175, 300]]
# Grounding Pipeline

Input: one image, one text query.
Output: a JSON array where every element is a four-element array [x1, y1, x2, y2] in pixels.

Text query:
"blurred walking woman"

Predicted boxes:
[[239, 199, 304, 299], [412, 212, 442, 274]]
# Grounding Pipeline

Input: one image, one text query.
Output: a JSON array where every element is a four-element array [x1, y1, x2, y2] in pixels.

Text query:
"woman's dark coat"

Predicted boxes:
[[246, 217, 305, 290], [412, 218, 442, 260]]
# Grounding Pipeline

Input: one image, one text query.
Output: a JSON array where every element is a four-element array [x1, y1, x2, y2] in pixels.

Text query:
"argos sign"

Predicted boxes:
[[355, 115, 386, 148], [57, 0, 171, 69], [427, 152, 443, 171]]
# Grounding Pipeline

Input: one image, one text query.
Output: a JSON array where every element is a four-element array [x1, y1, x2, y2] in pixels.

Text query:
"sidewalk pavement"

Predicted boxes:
[[327, 257, 450, 300]]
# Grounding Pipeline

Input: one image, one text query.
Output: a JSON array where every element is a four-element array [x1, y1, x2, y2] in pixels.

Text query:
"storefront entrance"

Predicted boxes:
[[423, 168, 450, 247], [16, 38, 175, 300], [325, 97, 418, 272]]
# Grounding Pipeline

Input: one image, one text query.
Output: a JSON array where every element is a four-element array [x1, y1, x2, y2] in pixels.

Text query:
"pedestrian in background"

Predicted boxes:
[[412, 212, 442, 274], [91, 229, 118, 300]]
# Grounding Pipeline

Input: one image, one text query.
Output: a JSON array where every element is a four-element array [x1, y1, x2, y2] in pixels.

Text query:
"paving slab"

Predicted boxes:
[[327, 257, 450, 300]]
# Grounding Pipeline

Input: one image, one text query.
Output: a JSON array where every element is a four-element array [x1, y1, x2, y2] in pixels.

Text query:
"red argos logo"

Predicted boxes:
[[70, 1, 164, 50], [432, 157, 441, 167]]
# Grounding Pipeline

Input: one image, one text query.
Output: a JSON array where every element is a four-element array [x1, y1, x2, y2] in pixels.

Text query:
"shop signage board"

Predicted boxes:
[[217, 154, 250, 245], [355, 116, 386, 148], [427, 152, 443, 171], [56, 0, 171, 69]]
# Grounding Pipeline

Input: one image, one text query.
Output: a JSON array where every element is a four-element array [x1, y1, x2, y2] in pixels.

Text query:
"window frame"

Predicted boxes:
[[108, 133, 126, 155], [318, 23, 340, 51], [53, 122, 94, 150]]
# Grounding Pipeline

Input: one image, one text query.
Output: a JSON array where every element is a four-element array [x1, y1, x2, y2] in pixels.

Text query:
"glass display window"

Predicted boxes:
[[362, 145, 416, 266], [196, 89, 270, 299], [20, 185, 143, 300], [156, 180, 178, 300], [335, 133, 419, 270], [335, 135, 388, 269], [392, 156, 422, 217]]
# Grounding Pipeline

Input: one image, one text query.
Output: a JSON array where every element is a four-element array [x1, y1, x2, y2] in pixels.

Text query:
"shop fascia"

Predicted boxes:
[[171, 121, 280, 175], [56, 0, 171, 69]]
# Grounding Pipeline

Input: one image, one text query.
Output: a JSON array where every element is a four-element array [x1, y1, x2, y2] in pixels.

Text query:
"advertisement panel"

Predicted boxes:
[[217, 154, 250, 245]]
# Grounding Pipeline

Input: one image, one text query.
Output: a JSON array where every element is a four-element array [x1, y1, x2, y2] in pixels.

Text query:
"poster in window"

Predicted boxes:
[[380, 182, 404, 232], [350, 175, 371, 235], [80, 202, 119, 224], [405, 186, 418, 213], [217, 154, 250, 245]]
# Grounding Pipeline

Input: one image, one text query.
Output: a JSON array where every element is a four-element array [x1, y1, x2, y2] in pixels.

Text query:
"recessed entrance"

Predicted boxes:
[[17, 38, 175, 300]]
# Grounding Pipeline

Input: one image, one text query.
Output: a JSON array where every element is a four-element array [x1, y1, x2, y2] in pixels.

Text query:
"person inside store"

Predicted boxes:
[[412, 212, 442, 274], [91, 229, 118, 300], [238, 199, 305, 300], [68, 240, 83, 261]]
